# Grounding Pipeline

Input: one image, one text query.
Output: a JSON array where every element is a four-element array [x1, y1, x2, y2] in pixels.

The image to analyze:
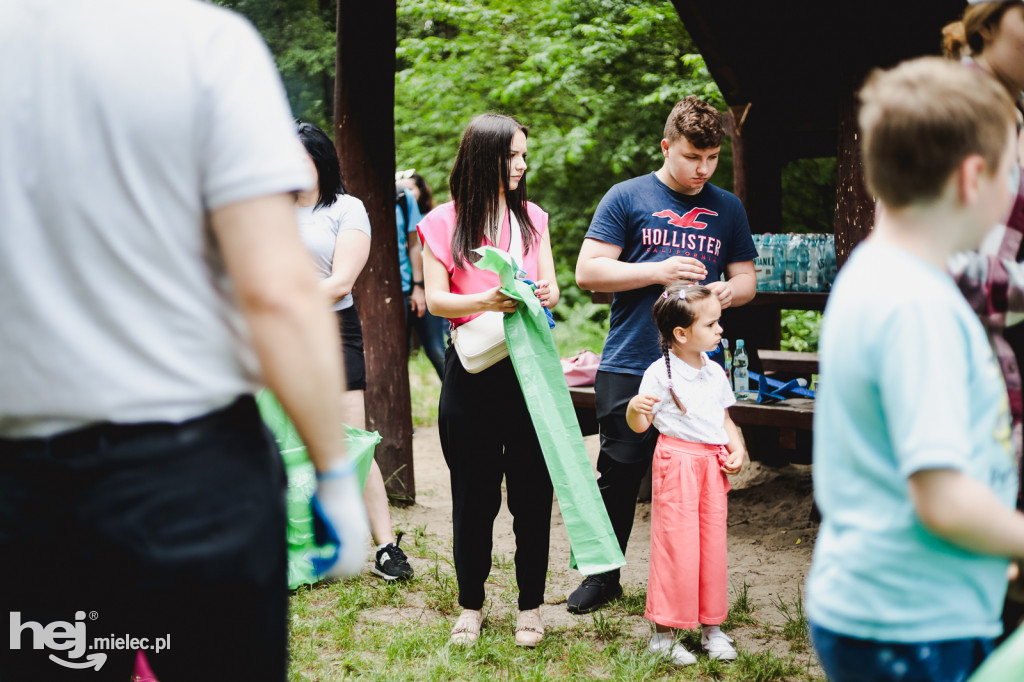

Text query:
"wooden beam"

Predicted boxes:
[[834, 91, 875, 268], [728, 103, 782, 235], [335, 0, 415, 502]]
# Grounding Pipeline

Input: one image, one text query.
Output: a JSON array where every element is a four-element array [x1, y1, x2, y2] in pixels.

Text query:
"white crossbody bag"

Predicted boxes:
[[451, 212, 524, 374]]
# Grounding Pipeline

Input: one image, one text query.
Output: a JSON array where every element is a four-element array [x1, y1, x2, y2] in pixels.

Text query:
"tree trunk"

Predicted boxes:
[[335, 0, 414, 502], [834, 91, 875, 268]]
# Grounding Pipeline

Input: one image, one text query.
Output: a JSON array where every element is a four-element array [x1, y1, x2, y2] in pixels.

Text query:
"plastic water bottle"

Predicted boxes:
[[754, 235, 771, 292], [733, 339, 749, 395], [824, 235, 838, 290], [722, 339, 732, 384], [773, 235, 787, 292], [795, 237, 810, 292], [807, 235, 823, 293], [783, 235, 799, 291], [764, 234, 781, 291]]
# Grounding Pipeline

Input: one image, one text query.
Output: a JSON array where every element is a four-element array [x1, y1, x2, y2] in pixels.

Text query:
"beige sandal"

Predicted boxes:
[[515, 608, 544, 647], [450, 609, 483, 645]]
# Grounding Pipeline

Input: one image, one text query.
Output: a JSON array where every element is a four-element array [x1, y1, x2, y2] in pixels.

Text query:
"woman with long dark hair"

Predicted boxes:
[[295, 122, 413, 582], [419, 114, 559, 646]]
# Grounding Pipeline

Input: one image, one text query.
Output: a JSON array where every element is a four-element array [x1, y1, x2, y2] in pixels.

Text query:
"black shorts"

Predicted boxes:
[[595, 369, 659, 464], [336, 305, 367, 391]]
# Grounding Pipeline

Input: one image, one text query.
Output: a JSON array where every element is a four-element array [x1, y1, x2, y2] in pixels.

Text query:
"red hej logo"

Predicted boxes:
[[652, 208, 718, 230]]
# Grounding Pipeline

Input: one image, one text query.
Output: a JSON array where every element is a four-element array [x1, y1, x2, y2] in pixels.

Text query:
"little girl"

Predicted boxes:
[[626, 282, 745, 665]]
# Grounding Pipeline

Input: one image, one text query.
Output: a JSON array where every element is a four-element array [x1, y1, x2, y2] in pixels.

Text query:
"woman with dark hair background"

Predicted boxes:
[[295, 122, 413, 583], [419, 114, 558, 646]]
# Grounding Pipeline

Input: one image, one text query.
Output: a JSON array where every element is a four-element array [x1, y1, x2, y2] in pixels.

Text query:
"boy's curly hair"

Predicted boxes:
[[663, 96, 724, 149]]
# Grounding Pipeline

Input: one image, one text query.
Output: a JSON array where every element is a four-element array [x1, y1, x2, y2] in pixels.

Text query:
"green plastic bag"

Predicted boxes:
[[256, 390, 379, 588], [476, 246, 626, 575], [968, 623, 1024, 681]]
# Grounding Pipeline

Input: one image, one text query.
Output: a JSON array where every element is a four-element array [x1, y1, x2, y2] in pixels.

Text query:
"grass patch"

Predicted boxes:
[[722, 578, 758, 629], [408, 350, 441, 427], [770, 586, 810, 652], [288, 516, 822, 681]]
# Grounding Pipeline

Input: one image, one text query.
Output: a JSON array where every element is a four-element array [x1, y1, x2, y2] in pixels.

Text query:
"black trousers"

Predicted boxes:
[[439, 346, 553, 611], [0, 397, 287, 682], [594, 370, 660, 573]]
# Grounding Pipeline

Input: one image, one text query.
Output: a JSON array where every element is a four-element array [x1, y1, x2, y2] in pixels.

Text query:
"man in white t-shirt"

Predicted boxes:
[[0, 1, 368, 679]]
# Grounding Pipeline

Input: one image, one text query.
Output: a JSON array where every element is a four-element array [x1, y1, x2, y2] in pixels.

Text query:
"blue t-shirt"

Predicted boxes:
[[807, 240, 1017, 643], [585, 173, 757, 375], [396, 188, 423, 293]]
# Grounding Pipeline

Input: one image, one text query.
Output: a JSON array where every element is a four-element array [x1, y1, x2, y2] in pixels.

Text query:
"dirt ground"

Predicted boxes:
[[395, 425, 819, 636]]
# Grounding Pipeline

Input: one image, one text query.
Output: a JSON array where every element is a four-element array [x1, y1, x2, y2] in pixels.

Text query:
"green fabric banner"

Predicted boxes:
[[476, 246, 626, 575], [968, 623, 1024, 681], [256, 390, 379, 588]]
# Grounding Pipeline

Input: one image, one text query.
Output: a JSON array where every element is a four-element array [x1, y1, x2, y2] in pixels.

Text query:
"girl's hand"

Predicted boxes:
[[481, 286, 519, 313], [534, 280, 553, 308], [628, 393, 659, 416], [721, 448, 745, 475]]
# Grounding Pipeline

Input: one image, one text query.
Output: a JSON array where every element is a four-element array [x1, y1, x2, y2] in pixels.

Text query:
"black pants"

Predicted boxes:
[[439, 346, 553, 611], [594, 370, 659, 570], [0, 397, 287, 682]]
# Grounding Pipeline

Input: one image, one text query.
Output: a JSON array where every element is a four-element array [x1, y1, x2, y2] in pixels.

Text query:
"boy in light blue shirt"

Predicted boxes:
[[807, 56, 1024, 681]]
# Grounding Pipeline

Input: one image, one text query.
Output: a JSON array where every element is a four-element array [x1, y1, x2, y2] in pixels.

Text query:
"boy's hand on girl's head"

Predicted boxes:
[[722, 448, 745, 475], [629, 393, 659, 415], [706, 281, 734, 309], [657, 256, 707, 286]]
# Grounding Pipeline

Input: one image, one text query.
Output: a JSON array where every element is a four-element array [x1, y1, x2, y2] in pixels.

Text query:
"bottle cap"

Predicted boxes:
[[737, 339, 745, 349]]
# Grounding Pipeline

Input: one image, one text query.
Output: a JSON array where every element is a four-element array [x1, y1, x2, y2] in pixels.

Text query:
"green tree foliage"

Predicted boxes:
[[214, 0, 337, 130], [216, 0, 837, 305], [395, 0, 723, 300]]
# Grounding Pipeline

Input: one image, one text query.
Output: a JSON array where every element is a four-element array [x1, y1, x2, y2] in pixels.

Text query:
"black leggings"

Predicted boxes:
[[439, 346, 553, 611]]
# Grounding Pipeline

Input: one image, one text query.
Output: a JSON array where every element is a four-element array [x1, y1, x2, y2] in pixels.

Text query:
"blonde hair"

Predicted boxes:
[[858, 56, 1015, 209]]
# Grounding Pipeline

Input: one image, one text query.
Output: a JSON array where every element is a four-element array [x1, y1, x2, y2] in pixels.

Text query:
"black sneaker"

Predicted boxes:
[[372, 531, 414, 581], [567, 571, 622, 614]]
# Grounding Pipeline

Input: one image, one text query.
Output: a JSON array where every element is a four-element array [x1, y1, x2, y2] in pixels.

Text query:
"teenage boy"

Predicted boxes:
[[571, 96, 758, 614], [807, 57, 1024, 681]]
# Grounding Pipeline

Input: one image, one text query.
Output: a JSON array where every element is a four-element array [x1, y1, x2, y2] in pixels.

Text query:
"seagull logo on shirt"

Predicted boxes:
[[652, 208, 719, 230]]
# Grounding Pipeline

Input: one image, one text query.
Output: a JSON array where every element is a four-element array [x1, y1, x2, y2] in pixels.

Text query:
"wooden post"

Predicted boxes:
[[834, 91, 875, 268], [335, 0, 415, 502], [728, 102, 782, 235]]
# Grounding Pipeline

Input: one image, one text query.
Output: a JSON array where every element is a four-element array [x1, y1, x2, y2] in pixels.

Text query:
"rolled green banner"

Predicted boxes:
[[968, 624, 1024, 681], [475, 246, 626, 575], [256, 390, 380, 588]]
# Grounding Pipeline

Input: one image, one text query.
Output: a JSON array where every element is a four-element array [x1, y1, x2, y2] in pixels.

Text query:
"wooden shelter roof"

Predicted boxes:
[[670, 0, 967, 161]]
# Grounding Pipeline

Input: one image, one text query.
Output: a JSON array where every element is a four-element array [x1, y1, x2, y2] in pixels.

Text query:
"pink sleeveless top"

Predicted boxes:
[[417, 201, 548, 328]]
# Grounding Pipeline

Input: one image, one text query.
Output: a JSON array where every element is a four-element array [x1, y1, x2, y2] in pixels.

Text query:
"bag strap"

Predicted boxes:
[[508, 209, 524, 270]]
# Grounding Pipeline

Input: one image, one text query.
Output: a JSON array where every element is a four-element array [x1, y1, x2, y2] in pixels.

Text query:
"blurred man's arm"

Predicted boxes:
[[210, 193, 347, 473]]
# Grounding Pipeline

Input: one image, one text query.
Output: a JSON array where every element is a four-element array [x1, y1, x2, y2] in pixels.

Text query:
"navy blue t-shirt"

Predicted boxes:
[[586, 172, 757, 375]]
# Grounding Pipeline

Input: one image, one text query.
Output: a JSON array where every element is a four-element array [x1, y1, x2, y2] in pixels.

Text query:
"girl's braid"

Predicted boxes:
[[662, 340, 687, 415]]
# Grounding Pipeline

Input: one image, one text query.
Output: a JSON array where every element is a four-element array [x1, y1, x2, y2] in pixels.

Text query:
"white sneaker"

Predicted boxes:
[[701, 628, 737, 660], [648, 636, 698, 666]]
